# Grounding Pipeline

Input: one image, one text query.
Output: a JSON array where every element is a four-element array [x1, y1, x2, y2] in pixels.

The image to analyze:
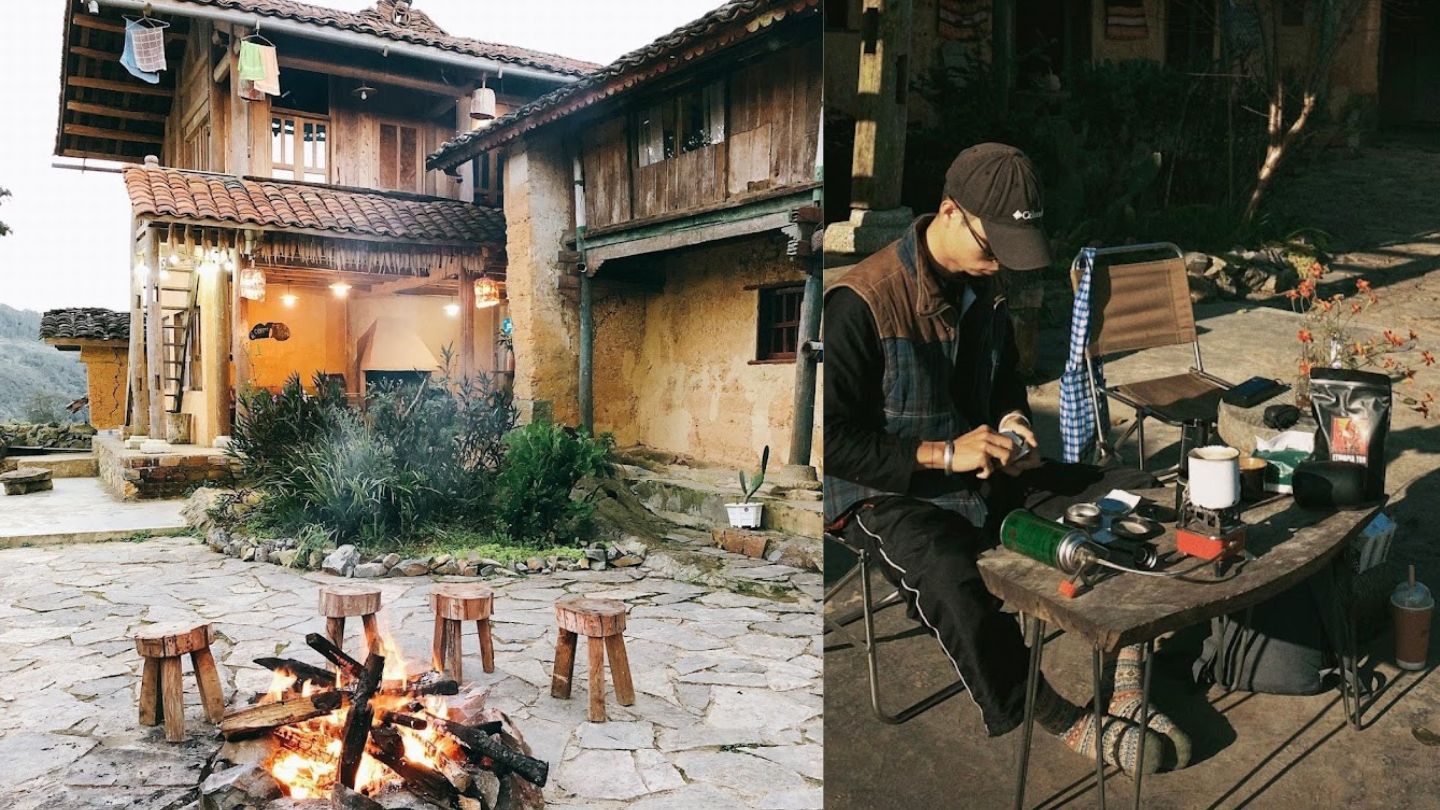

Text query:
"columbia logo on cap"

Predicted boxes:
[[1012, 209, 1044, 221]]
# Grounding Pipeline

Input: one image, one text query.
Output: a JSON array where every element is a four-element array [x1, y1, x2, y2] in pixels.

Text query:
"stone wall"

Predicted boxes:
[[592, 236, 823, 470], [0, 422, 94, 450], [503, 131, 580, 426], [95, 436, 240, 500]]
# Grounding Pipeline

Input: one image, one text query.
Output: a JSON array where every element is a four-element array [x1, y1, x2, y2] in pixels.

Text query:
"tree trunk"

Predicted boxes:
[[1244, 91, 1318, 223]]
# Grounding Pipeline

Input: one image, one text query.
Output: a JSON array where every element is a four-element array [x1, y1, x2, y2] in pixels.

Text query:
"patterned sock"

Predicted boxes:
[[1034, 681, 1163, 776], [1109, 643, 1192, 770]]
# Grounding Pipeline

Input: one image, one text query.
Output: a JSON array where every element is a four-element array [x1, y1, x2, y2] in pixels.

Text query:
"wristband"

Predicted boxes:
[[943, 440, 955, 476]]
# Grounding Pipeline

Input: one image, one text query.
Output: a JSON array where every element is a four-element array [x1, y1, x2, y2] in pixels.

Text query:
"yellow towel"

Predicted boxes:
[[254, 44, 281, 96]]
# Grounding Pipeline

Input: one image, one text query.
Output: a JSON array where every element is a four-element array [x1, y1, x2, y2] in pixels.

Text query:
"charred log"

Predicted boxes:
[[220, 691, 346, 740]]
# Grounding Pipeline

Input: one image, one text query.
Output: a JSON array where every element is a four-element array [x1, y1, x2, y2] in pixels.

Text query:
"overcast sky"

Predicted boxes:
[[0, 0, 721, 314]]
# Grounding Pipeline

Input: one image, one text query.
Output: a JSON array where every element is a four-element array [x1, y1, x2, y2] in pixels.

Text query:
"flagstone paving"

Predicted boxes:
[[0, 536, 822, 809]]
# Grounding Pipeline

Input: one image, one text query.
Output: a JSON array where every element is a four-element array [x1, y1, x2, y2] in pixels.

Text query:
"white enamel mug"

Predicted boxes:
[[1188, 445, 1241, 509]]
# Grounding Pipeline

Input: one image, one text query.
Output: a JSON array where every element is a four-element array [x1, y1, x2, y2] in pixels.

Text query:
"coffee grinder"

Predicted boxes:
[[1176, 446, 1247, 569]]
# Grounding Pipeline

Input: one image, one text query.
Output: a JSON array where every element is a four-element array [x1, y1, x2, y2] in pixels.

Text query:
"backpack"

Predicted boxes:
[[1192, 573, 1343, 695]]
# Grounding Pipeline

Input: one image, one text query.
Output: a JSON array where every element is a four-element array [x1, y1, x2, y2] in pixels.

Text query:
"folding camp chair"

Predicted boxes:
[[823, 532, 966, 724], [1072, 243, 1234, 473]]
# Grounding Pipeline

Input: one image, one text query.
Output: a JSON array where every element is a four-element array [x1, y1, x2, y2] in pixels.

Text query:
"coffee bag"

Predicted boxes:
[[1308, 367, 1391, 500]]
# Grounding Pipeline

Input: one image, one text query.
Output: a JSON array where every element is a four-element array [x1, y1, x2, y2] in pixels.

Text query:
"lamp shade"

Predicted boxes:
[[474, 277, 501, 308], [238, 265, 266, 301], [470, 86, 497, 121]]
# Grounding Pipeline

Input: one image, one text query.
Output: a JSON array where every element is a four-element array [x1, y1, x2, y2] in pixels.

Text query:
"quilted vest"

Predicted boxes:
[[823, 216, 1012, 526]]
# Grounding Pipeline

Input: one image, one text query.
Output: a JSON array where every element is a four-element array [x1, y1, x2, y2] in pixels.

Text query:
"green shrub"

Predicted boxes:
[[495, 422, 615, 547], [228, 372, 346, 492]]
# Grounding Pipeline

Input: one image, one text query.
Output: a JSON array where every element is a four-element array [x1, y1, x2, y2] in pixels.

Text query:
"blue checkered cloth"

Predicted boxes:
[[1060, 248, 1111, 463]]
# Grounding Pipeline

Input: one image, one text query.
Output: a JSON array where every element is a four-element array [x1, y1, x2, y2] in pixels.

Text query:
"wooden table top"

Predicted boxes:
[[977, 487, 1386, 653]]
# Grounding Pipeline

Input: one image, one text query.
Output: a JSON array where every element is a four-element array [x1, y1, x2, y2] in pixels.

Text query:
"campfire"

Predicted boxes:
[[215, 630, 547, 810]]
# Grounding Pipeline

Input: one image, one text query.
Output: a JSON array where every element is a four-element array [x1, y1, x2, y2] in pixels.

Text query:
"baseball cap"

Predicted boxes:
[[943, 143, 1051, 270]]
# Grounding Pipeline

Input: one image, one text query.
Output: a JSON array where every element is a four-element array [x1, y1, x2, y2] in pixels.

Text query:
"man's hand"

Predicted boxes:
[[947, 425, 1017, 480], [998, 414, 1043, 477]]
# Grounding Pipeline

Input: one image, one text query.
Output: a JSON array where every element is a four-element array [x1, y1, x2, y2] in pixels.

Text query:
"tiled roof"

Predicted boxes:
[[40, 309, 130, 343], [123, 163, 505, 245], [428, 0, 819, 170], [167, 0, 598, 77]]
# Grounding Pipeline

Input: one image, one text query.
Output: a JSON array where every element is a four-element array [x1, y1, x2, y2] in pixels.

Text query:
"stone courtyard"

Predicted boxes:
[[0, 536, 822, 810]]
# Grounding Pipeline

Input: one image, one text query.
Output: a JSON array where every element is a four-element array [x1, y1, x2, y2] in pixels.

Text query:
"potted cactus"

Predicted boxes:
[[726, 445, 769, 528]]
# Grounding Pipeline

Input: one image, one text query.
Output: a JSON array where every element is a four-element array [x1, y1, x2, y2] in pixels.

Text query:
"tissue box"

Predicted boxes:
[[1253, 430, 1316, 493]]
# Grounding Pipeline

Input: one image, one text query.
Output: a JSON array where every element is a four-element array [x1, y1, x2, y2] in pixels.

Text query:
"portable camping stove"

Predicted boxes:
[[1176, 493, 1247, 570]]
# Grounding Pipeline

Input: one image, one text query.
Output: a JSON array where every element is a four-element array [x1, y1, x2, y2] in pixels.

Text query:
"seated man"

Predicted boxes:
[[824, 143, 1190, 773]]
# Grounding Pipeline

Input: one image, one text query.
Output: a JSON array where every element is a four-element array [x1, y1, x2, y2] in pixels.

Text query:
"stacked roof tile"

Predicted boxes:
[[123, 164, 505, 244], [428, 0, 819, 169], [165, 0, 598, 77], [40, 309, 130, 342]]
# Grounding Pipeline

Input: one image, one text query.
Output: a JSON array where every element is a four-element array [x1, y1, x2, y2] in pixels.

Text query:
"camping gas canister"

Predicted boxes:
[[1000, 510, 1092, 575]]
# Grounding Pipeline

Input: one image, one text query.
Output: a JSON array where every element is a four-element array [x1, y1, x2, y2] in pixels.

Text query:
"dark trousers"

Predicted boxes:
[[838, 461, 1158, 736]]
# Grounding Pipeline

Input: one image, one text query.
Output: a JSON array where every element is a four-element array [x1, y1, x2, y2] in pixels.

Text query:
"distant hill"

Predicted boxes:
[[0, 304, 89, 423]]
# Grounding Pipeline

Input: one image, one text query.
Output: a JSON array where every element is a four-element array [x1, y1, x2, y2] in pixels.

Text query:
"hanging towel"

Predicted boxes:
[[239, 41, 281, 96], [120, 20, 161, 84], [131, 21, 167, 73], [1059, 247, 1111, 463]]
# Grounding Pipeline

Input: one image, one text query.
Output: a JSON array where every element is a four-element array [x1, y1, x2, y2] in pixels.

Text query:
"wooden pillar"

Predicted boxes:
[[850, 0, 914, 211], [578, 270, 594, 432], [199, 242, 232, 445], [144, 228, 164, 438], [230, 246, 250, 412], [128, 223, 150, 433], [459, 270, 476, 381]]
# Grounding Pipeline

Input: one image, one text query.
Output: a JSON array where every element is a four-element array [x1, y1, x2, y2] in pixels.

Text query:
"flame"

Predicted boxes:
[[258, 625, 458, 799]]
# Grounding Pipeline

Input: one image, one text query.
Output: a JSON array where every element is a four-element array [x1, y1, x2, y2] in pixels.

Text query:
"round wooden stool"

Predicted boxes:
[[429, 584, 496, 682], [550, 596, 634, 722], [132, 621, 225, 742], [319, 585, 382, 669]]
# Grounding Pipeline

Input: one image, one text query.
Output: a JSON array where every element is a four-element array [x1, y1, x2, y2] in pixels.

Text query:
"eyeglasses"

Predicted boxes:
[[959, 208, 996, 262]]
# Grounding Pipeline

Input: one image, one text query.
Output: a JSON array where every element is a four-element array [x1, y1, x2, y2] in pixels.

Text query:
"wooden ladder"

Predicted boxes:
[[156, 266, 198, 414]]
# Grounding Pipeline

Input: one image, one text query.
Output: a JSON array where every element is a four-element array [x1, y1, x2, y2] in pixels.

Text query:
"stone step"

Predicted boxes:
[[12, 453, 98, 479], [624, 472, 822, 539]]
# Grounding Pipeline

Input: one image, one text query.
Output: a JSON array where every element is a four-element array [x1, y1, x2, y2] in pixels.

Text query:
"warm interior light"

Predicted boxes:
[[281, 293, 298, 308], [197, 260, 219, 278], [443, 302, 461, 317], [330, 281, 352, 298], [474, 277, 501, 309]]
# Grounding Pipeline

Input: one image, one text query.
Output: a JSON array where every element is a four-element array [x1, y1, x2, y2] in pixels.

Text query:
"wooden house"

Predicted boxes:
[[426, 0, 824, 472], [53, 0, 596, 447]]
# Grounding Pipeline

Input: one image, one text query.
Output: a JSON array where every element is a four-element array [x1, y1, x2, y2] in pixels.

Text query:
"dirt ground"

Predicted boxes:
[[824, 136, 1440, 809]]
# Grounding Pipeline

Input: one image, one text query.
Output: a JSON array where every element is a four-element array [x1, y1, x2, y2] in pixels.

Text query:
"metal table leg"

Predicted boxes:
[[1013, 616, 1046, 810], [1093, 647, 1107, 810], [1132, 641, 1153, 809]]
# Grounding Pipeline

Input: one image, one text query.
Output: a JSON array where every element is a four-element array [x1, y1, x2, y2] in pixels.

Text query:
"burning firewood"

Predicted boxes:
[[338, 653, 386, 789], [220, 691, 347, 740], [306, 632, 367, 681], [367, 725, 462, 808], [377, 670, 460, 698], [425, 713, 550, 787], [255, 656, 339, 689]]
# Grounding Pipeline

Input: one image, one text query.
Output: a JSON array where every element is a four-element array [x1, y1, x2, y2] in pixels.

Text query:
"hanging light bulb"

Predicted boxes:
[[197, 258, 219, 278], [353, 83, 377, 102], [281, 292, 298, 308], [134, 261, 151, 283], [329, 281, 352, 298], [87, 1, 100, 14], [470, 76, 497, 121], [444, 302, 461, 317], [158, 266, 170, 282], [474, 276, 501, 309]]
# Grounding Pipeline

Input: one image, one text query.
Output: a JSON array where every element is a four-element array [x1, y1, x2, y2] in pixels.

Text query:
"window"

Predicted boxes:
[[379, 122, 421, 192], [271, 115, 328, 183], [635, 80, 726, 167], [756, 285, 804, 361], [472, 149, 504, 206]]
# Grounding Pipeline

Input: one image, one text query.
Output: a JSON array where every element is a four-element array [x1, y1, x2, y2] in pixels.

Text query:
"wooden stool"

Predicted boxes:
[[430, 584, 496, 682], [550, 596, 634, 722], [319, 585, 382, 671], [133, 621, 225, 742]]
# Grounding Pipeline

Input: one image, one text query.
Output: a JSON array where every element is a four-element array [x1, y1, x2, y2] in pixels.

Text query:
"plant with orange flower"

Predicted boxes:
[[1288, 262, 1434, 416]]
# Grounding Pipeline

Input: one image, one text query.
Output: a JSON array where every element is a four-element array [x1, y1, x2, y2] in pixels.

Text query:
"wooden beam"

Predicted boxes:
[[68, 76, 173, 98], [366, 273, 455, 296], [68, 45, 120, 62], [66, 101, 169, 123], [71, 14, 187, 39], [59, 147, 148, 164], [276, 54, 472, 99], [64, 124, 164, 144]]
